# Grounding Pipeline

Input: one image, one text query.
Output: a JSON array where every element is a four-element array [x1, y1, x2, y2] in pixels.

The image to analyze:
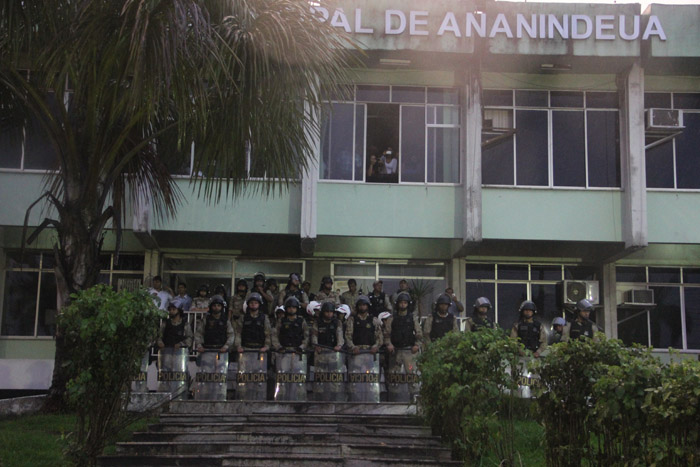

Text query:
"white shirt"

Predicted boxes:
[[384, 157, 398, 174]]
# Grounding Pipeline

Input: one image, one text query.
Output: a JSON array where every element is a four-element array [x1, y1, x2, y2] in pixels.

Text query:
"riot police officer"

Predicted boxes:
[[550, 317, 566, 344], [368, 280, 392, 318], [279, 273, 309, 310], [191, 284, 210, 311], [236, 292, 272, 353], [158, 300, 193, 350], [510, 300, 547, 358], [345, 295, 383, 353], [272, 296, 309, 352], [562, 299, 598, 341], [384, 292, 423, 354], [423, 294, 459, 345], [248, 273, 273, 318], [340, 279, 360, 314], [229, 279, 249, 322], [195, 295, 235, 353], [312, 302, 344, 352], [465, 297, 496, 332], [316, 276, 340, 306]]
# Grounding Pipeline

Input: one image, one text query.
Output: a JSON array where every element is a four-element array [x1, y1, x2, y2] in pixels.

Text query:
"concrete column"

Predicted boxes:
[[602, 262, 618, 339], [617, 61, 647, 250], [463, 68, 483, 244], [300, 101, 320, 254]]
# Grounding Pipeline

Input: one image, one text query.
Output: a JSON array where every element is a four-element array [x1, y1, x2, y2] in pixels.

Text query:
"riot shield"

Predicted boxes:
[[274, 350, 307, 401], [157, 348, 189, 400], [347, 351, 381, 403], [387, 348, 420, 402], [517, 358, 540, 399], [194, 351, 229, 401], [130, 352, 150, 393], [236, 350, 268, 401], [312, 349, 346, 402]]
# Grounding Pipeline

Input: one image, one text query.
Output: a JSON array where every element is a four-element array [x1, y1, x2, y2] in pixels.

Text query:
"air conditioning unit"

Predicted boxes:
[[557, 280, 600, 307], [645, 108, 683, 130], [623, 289, 654, 306]]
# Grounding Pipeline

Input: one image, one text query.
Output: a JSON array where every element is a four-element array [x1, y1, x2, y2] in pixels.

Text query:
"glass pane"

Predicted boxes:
[[498, 264, 529, 280], [483, 90, 512, 107], [551, 91, 583, 108], [114, 274, 143, 292], [427, 88, 459, 105], [432, 106, 459, 125], [482, 135, 514, 185], [400, 105, 426, 182], [515, 90, 548, 107], [366, 104, 399, 183], [586, 92, 618, 109], [37, 272, 57, 336], [645, 93, 671, 109], [587, 110, 620, 187], [648, 267, 680, 284], [354, 104, 365, 181], [1, 270, 38, 336], [515, 110, 548, 186], [380, 278, 445, 317], [564, 266, 598, 281], [553, 111, 586, 187], [673, 93, 700, 110], [649, 286, 682, 349], [236, 261, 304, 278], [24, 91, 60, 170], [334, 263, 376, 278], [617, 307, 649, 346], [5, 251, 41, 269], [683, 288, 700, 350], [530, 265, 563, 281], [427, 127, 459, 183], [683, 268, 700, 284], [320, 103, 354, 180], [675, 113, 700, 189], [531, 284, 560, 329], [356, 85, 390, 102], [466, 263, 495, 280], [163, 257, 233, 273], [616, 266, 646, 283], [465, 282, 496, 323], [114, 254, 144, 271], [379, 264, 445, 278], [645, 141, 675, 189], [392, 86, 425, 104], [162, 273, 232, 300], [496, 283, 528, 328], [0, 126, 23, 168]]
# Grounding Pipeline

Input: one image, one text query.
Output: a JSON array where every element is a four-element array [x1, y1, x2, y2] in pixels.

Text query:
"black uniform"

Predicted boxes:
[[203, 315, 229, 348], [569, 319, 594, 340], [163, 320, 189, 347], [352, 314, 377, 346], [390, 312, 417, 348], [278, 315, 306, 348], [516, 320, 544, 353], [241, 312, 267, 348], [368, 291, 389, 318], [429, 312, 455, 341]]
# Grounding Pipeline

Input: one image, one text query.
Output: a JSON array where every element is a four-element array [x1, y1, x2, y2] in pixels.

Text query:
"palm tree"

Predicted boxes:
[[0, 0, 354, 408]]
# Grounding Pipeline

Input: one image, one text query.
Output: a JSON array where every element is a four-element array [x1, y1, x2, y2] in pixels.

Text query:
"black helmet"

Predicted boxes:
[[209, 294, 226, 311], [356, 295, 370, 308], [519, 300, 537, 313], [266, 278, 278, 288], [284, 296, 300, 309], [214, 283, 227, 296], [253, 272, 265, 283], [320, 302, 335, 314], [436, 294, 451, 306], [198, 284, 209, 294], [576, 299, 595, 313], [235, 279, 248, 290], [321, 276, 333, 287], [247, 292, 263, 305], [396, 292, 411, 305], [474, 297, 492, 312]]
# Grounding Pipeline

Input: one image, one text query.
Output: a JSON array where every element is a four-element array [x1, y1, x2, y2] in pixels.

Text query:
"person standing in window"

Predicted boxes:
[[382, 147, 398, 175], [366, 153, 385, 181]]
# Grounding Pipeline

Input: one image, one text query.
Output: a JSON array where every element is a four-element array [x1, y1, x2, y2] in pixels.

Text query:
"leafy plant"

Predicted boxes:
[[59, 285, 165, 466]]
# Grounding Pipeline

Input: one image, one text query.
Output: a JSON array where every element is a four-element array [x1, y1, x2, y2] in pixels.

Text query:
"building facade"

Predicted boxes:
[[1, 1, 700, 390]]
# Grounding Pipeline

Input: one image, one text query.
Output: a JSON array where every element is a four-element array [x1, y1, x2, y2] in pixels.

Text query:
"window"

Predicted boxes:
[[617, 265, 700, 351], [320, 85, 461, 184], [1, 251, 144, 337], [645, 92, 700, 189], [465, 262, 599, 330], [482, 89, 620, 188]]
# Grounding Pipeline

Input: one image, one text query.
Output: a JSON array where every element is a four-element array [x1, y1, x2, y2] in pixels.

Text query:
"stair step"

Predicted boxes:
[[159, 413, 423, 426], [148, 422, 430, 436], [168, 401, 416, 416]]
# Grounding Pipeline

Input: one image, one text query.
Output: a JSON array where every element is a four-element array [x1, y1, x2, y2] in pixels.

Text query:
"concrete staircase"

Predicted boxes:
[[99, 401, 459, 466]]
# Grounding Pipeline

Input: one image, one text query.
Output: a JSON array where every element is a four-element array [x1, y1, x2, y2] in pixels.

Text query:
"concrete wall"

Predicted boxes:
[[647, 192, 700, 244]]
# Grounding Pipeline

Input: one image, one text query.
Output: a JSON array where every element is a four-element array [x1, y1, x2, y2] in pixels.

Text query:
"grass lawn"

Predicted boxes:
[[0, 413, 155, 467]]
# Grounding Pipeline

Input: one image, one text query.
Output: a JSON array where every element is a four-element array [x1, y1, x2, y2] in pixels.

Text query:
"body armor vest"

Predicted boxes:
[[391, 312, 416, 348], [368, 292, 387, 318], [241, 312, 266, 348], [316, 318, 340, 347], [279, 315, 305, 347], [430, 312, 454, 341], [203, 314, 228, 348], [569, 319, 594, 340], [517, 320, 542, 352], [163, 319, 187, 347], [284, 288, 304, 303], [472, 316, 493, 331], [352, 314, 375, 346]]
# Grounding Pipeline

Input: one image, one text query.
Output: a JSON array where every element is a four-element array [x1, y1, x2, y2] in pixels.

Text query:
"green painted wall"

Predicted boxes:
[[0, 173, 53, 227], [316, 183, 461, 238], [482, 188, 623, 242], [647, 5, 700, 58], [154, 179, 301, 234], [647, 192, 700, 244], [0, 339, 55, 359], [482, 72, 618, 91]]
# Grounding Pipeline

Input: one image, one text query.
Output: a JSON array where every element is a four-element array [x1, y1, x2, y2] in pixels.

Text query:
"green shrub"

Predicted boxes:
[[417, 328, 523, 464], [60, 285, 165, 466]]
